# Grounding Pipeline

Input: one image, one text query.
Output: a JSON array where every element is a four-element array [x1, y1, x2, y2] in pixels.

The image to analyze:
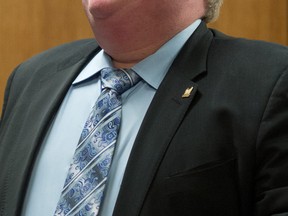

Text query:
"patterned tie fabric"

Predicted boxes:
[[54, 67, 141, 216]]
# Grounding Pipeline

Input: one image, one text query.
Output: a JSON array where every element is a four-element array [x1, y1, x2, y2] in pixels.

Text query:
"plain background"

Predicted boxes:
[[0, 0, 287, 114]]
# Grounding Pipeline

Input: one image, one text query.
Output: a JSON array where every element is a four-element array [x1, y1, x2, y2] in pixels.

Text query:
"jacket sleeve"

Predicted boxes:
[[255, 66, 288, 215]]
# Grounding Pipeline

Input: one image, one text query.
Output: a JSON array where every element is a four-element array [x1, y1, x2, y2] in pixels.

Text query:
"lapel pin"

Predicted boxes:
[[182, 87, 194, 98]]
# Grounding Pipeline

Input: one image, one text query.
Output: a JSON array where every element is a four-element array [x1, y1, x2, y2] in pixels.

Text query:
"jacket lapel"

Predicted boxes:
[[113, 22, 214, 216], [3, 40, 100, 216]]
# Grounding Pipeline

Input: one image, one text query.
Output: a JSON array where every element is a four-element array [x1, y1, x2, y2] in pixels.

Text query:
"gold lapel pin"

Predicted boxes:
[[182, 86, 194, 98]]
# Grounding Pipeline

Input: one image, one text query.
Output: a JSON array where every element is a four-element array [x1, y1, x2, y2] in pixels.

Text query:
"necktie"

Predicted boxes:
[[54, 67, 141, 216]]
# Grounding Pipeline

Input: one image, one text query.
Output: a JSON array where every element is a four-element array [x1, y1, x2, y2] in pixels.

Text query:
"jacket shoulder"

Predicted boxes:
[[209, 29, 288, 62], [22, 38, 99, 67], [208, 29, 288, 71], [10, 39, 99, 83]]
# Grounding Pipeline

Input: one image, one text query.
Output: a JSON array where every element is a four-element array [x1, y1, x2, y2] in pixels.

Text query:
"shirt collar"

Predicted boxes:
[[73, 19, 201, 88], [72, 50, 112, 85]]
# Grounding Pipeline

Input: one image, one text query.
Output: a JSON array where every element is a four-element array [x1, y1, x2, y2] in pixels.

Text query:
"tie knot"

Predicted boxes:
[[100, 67, 141, 95]]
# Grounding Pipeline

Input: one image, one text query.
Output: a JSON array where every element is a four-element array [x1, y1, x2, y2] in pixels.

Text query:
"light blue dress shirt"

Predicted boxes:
[[21, 19, 201, 216]]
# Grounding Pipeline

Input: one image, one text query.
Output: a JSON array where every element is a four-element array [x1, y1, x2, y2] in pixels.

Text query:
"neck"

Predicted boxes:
[[87, 3, 205, 68]]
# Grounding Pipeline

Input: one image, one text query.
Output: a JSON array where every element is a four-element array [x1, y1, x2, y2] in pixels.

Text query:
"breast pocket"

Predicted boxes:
[[164, 158, 240, 216]]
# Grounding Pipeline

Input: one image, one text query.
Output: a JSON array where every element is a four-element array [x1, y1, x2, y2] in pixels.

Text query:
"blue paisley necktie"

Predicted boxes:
[[54, 67, 141, 216]]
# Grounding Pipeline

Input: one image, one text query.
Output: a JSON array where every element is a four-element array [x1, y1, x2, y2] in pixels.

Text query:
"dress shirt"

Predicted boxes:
[[21, 19, 201, 216]]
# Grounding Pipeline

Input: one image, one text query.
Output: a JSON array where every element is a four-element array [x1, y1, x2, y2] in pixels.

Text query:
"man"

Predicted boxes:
[[0, 0, 288, 215]]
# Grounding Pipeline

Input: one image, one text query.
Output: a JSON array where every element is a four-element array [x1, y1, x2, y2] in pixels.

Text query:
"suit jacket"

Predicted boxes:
[[1, 22, 288, 216]]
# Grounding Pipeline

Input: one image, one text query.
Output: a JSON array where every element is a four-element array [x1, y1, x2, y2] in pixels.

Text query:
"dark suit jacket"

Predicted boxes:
[[1, 22, 288, 216]]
